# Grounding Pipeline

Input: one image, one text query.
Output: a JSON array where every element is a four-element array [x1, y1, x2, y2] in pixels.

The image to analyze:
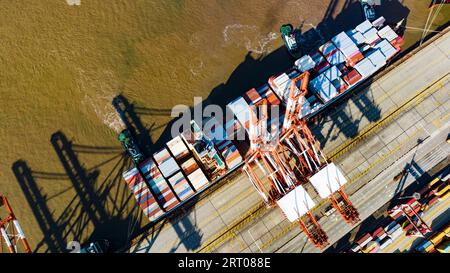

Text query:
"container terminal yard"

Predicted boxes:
[[0, 1, 449, 254]]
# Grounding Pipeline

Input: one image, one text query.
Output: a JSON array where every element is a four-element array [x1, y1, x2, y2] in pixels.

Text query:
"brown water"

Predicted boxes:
[[0, 0, 448, 252]]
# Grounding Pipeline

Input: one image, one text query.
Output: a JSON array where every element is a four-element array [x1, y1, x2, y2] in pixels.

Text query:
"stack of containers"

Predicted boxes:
[[299, 96, 322, 119], [323, 66, 348, 93], [123, 167, 164, 222], [357, 233, 373, 250], [166, 137, 196, 201], [364, 241, 380, 253], [167, 136, 190, 162], [206, 116, 243, 170], [331, 31, 364, 67], [227, 97, 254, 133], [342, 69, 363, 86], [377, 25, 403, 49], [384, 221, 403, 240], [294, 55, 316, 72], [309, 74, 338, 103], [366, 49, 386, 70], [186, 166, 209, 192], [243, 88, 261, 105], [320, 42, 346, 66], [416, 240, 435, 253], [139, 158, 179, 212], [362, 27, 381, 45], [256, 84, 281, 106], [268, 69, 300, 103], [373, 39, 399, 61], [353, 57, 377, 78], [311, 51, 330, 73], [372, 226, 391, 250], [347, 29, 366, 45], [167, 171, 195, 201], [153, 148, 181, 179]]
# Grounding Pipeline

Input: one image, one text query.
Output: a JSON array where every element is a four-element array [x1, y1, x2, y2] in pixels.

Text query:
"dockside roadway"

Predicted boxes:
[[128, 28, 450, 253]]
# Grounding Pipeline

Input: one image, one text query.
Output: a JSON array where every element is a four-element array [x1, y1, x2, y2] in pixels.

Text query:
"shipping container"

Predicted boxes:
[[187, 168, 209, 191], [355, 20, 373, 34], [379, 237, 393, 249], [168, 171, 195, 201], [139, 158, 179, 212], [362, 28, 381, 45], [295, 55, 316, 72], [354, 57, 377, 78], [377, 25, 399, 42], [167, 136, 190, 161], [366, 49, 386, 69], [343, 69, 363, 86], [123, 167, 164, 221], [357, 233, 373, 247], [325, 49, 346, 66], [347, 29, 366, 45], [373, 39, 398, 60], [319, 41, 338, 57]]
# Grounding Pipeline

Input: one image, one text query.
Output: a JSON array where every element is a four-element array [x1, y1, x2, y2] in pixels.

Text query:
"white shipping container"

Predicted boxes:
[[323, 66, 342, 82], [379, 238, 393, 249], [316, 81, 338, 102], [319, 42, 337, 56], [348, 30, 366, 45], [354, 58, 377, 78], [367, 49, 386, 68], [188, 168, 209, 190], [331, 31, 355, 49], [355, 20, 373, 34], [158, 157, 180, 178], [340, 44, 360, 58], [167, 136, 189, 159], [377, 25, 398, 42], [295, 55, 316, 72], [373, 39, 398, 60], [363, 28, 380, 44]]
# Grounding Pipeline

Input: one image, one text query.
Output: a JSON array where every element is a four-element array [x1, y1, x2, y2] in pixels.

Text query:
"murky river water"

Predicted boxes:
[[0, 0, 448, 252]]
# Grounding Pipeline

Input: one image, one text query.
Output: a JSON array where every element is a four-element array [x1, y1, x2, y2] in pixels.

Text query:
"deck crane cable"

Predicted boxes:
[[421, 0, 445, 45]]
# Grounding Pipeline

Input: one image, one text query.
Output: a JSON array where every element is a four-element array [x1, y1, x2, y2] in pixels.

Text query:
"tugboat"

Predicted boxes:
[[280, 24, 302, 58], [118, 129, 145, 164]]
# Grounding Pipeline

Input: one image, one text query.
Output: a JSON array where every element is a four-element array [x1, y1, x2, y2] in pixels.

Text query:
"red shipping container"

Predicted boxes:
[[244, 88, 261, 104], [343, 69, 362, 86]]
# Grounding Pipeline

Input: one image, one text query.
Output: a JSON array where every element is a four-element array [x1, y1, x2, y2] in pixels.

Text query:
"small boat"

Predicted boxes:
[[280, 24, 302, 58]]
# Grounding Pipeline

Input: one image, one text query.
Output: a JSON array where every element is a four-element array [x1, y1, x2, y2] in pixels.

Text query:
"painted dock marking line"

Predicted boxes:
[[198, 79, 447, 253]]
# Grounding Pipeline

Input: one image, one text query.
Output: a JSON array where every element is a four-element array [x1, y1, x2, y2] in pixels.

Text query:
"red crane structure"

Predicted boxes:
[[279, 72, 360, 225], [0, 195, 31, 253], [242, 71, 360, 248], [389, 199, 431, 237]]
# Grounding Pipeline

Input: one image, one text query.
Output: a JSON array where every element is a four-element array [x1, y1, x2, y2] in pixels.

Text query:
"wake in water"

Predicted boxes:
[[222, 24, 278, 55], [76, 69, 125, 133]]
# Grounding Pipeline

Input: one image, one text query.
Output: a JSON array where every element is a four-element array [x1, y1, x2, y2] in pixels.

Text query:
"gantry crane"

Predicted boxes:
[[279, 72, 360, 225], [389, 199, 431, 237], [0, 195, 31, 253], [243, 87, 329, 248]]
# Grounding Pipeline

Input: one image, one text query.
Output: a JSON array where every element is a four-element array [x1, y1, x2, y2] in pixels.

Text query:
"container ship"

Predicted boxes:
[[121, 17, 404, 241]]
